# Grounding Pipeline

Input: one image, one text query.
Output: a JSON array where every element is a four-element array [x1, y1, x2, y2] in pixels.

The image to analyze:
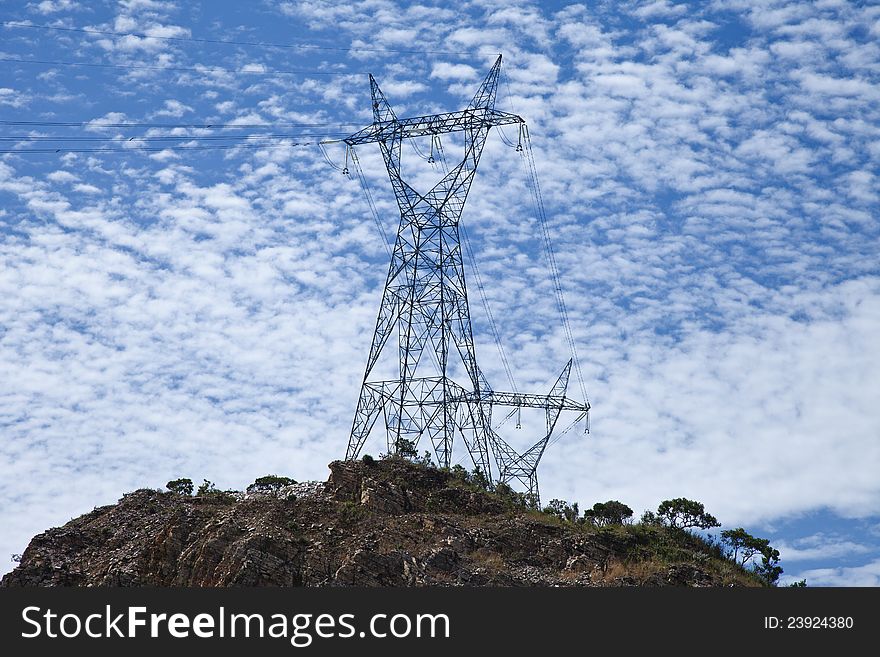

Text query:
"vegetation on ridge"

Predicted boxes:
[[5, 453, 793, 588], [164, 451, 790, 587]]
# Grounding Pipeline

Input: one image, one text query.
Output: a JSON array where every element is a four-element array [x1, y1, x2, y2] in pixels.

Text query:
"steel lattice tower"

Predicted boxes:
[[342, 56, 589, 502]]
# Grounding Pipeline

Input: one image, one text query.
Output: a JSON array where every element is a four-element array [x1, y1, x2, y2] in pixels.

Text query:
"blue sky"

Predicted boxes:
[[0, 0, 878, 586]]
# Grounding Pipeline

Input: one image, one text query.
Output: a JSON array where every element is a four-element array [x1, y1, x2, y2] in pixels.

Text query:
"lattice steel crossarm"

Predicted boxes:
[[344, 108, 524, 146], [465, 390, 590, 413]]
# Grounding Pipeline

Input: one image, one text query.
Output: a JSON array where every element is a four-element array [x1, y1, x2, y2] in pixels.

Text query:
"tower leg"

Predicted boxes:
[[528, 472, 540, 509], [346, 384, 385, 460], [457, 400, 493, 480]]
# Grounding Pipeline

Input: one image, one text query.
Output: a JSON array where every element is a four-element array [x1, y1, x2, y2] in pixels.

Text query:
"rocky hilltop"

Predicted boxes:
[[2, 458, 761, 587]]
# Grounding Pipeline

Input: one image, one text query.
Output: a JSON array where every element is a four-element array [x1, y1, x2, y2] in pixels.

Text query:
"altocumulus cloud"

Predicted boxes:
[[0, 0, 878, 584]]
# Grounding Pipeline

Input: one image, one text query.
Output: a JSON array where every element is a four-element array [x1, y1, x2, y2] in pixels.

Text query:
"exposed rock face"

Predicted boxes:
[[2, 459, 759, 587]]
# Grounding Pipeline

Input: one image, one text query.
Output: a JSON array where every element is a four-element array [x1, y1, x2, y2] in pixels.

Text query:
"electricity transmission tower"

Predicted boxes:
[[339, 55, 589, 503]]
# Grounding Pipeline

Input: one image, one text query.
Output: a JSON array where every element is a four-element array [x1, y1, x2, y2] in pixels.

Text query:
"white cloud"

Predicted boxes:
[[430, 63, 478, 81], [632, 1, 688, 20], [120, 0, 176, 11], [85, 112, 128, 131], [775, 534, 874, 562], [72, 183, 103, 194], [785, 559, 880, 587], [0, 88, 29, 109], [238, 63, 268, 75], [1, 0, 878, 583], [46, 171, 79, 183], [376, 79, 428, 98], [31, 0, 77, 14], [153, 99, 194, 118], [542, 277, 880, 525], [143, 24, 190, 39], [797, 72, 879, 99]]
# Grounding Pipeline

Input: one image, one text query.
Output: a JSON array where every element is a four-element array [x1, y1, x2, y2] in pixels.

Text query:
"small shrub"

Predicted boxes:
[[543, 499, 579, 523], [521, 492, 540, 510], [493, 482, 529, 509], [362, 454, 376, 466], [450, 464, 469, 482], [471, 548, 505, 571], [197, 479, 218, 496], [424, 493, 443, 513], [166, 478, 193, 496], [339, 500, 367, 524], [194, 480, 236, 504]]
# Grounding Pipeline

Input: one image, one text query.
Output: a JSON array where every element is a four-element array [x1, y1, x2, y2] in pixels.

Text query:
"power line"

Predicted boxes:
[[0, 119, 359, 130], [0, 141, 319, 154], [2, 21, 483, 57], [0, 133, 347, 142], [347, 146, 393, 258], [520, 127, 590, 413], [0, 55, 355, 77]]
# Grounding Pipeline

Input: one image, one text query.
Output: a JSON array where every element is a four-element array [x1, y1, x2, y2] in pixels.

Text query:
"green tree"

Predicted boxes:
[[656, 498, 720, 530], [719, 528, 784, 585], [247, 475, 296, 495], [788, 579, 807, 587], [755, 547, 783, 586], [583, 500, 634, 527], [393, 436, 418, 459], [721, 528, 769, 566], [470, 466, 490, 491], [166, 478, 193, 496]]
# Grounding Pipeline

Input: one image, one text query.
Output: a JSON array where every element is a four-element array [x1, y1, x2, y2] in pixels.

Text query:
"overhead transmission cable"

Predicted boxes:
[[347, 146, 393, 259], [0, 133, 347, 142], [0, 119, 360, 130], [547, 411, 589, 448], [1, 120, 359, 154], [0, 141, 318, 154], [519, 126, 590, 427]]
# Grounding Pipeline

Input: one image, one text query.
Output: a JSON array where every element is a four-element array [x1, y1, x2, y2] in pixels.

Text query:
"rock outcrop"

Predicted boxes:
[[2, 459, 760, 587]]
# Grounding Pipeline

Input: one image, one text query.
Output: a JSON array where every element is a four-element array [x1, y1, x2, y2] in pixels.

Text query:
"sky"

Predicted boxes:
[[0, 0, 878, 586]]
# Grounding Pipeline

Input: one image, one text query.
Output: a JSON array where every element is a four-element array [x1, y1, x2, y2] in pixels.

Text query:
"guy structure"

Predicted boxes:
[[339, 55, 589, 502]]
